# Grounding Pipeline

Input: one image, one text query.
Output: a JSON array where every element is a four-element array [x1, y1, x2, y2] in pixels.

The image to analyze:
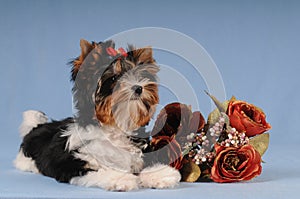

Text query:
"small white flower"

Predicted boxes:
[[219, 117, 225, 123]]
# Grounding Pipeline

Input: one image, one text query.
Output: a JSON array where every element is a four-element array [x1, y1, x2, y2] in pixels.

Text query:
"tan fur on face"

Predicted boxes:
[[95, 96, 115, 126], [95, 82, 159, 131], [128, 83, 159, 128]]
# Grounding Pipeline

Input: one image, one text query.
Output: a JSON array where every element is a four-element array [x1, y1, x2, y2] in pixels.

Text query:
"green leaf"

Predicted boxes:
[[229, 95, 236, 103], [249, 133, 270, 157], [207, 101, 230, 125], [206, 94, 236, 126], [180, 160, 201, 182], [205, 91, 227, 113]]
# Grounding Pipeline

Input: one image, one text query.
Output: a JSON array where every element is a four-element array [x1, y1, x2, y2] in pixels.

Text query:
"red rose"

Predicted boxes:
[[151, 103, 191, 137], [148, 103, 205, 170], [150, 136, 183, 170], [227, 100, 271, 137], [151, 103, 205, 139], [211, 144, 262, 183]]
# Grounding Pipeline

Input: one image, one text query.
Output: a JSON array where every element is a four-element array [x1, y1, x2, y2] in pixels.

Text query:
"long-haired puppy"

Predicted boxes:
[[14, 39, 181, 191]]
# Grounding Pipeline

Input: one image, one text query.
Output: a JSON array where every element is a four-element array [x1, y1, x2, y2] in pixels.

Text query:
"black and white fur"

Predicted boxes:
[[14, 40, 181, 191]]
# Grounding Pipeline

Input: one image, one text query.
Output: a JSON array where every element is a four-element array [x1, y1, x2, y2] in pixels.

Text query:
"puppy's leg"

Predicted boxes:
[[139, 163, 181, 189], [70, 168, 139, 191]]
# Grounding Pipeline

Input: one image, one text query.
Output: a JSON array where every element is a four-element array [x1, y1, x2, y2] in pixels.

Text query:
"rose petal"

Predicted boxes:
[[189, 111, 205, 133], [150, 135, 183, 170], [214, 144, 226, 154], [240, 163, 262, 181], [237, 157, 248, 170], [229, 109, 247, 132]]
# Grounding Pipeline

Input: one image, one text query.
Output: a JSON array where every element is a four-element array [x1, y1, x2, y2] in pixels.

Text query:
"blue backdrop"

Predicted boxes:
[[0, 0, 299, 198]]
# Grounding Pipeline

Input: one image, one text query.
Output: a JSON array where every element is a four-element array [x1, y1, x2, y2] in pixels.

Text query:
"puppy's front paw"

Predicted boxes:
[[139, 164, 181, 189], [105, 172, 139, 192], [70, 170, 139, 192]]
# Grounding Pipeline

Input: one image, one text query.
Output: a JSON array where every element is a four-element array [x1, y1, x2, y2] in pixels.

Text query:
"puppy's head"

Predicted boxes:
[[71, 39, 159, 131]]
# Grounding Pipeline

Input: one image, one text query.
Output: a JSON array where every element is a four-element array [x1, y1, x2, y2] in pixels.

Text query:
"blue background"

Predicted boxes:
[[0, 0, 299, 198]]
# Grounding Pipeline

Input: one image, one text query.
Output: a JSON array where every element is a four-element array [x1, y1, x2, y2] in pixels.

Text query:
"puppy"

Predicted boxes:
[[14, 39, 181, 191]]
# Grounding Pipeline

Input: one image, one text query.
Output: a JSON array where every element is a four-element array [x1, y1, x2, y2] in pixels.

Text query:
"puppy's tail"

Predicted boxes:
[[19, 110, 48, 137]]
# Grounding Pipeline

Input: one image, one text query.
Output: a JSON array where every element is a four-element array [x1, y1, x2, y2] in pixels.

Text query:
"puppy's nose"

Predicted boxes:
[[132, 85, 143, 95]]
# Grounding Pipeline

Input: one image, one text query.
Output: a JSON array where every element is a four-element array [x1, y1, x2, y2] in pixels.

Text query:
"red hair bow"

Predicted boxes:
[[106, 47, 128, 58]]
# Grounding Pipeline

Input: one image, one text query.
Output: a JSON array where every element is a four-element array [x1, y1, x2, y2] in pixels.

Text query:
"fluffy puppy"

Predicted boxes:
[[14, 40, 181, 191]]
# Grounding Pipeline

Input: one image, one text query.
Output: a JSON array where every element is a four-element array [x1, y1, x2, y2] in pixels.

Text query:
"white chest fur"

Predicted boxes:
[[62, 124, 144, 173]]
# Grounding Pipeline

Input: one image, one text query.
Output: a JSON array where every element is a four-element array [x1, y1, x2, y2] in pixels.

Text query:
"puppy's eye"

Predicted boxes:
[[111, 75, 118, 82]]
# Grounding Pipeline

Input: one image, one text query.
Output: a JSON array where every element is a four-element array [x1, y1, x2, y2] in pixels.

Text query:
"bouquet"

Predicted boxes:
[[148, 92, 271, 183]]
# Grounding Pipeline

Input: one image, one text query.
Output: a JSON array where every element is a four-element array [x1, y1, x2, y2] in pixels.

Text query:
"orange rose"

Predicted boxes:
[[227, 100, 271, 137], [211, 144, 262, 183]]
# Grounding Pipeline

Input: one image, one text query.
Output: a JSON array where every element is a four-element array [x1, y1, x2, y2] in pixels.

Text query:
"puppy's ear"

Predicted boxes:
[[71, 39, 94, 81], [80, 39, 94, 58], [129, 46, 155, 65]]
